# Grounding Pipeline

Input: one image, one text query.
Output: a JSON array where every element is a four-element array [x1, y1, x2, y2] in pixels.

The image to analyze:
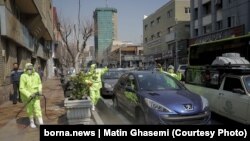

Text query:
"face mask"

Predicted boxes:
[[27, 70, 33, 75], [168, 69, 174, 73]]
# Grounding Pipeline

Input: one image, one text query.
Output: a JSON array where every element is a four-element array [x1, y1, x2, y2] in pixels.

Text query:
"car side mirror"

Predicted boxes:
[[125, 86, 135, 93], [232, 88, 245, 95]]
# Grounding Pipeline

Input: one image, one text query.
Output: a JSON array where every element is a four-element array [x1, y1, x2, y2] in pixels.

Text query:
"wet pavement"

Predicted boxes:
[[0, 78, 96, 141]]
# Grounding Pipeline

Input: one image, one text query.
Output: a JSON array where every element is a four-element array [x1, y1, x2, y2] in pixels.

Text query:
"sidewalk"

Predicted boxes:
[[0, 78, 101, 141]]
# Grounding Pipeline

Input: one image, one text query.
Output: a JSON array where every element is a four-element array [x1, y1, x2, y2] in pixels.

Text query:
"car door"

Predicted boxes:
[[114, 74, 128, 110], [123, 74, 139, 117], [218, 76, 249, 124]]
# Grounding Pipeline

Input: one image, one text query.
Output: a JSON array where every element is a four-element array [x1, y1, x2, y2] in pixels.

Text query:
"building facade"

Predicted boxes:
[[190, 0, 250, 38], [189, 0, 250, 65], [0, 0, 53, 104], [93, 8, 118, 64], [107, 42, 143, 68], [143, 0, 190, 70]]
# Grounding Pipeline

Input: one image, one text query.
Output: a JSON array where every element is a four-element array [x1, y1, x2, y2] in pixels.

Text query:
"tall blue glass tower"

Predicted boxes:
[[93, 8, 118, 64]]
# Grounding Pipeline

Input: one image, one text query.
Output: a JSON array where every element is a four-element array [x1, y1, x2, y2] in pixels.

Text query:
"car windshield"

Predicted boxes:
[[137, 73, 181, 91], [244, 76, 250, 93], [103, 71, 123, 79]]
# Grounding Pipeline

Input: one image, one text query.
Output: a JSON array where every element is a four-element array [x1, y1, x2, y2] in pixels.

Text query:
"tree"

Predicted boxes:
[[59, 20, 93, 73]]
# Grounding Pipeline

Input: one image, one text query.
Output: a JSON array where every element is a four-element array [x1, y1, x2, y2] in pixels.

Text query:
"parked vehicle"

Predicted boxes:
[[177, 64, 187, 78], [101, 69, 128, 97], [185, 53, 250, 124], [113, 71, 211, 125]]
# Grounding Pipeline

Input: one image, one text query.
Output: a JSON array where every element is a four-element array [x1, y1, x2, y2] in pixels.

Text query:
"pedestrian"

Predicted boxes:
[[10, 63, 23, 104], [54, 66, 58, 77], [86, 63, 108, 111], [19, 63, 43, 128]]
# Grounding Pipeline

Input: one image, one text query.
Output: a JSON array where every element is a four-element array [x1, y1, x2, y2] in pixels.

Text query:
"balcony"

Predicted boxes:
[[16, 0, 53, 40], [165, 32, 176, 42], [36, 43, 49, 60], [0, 6, 33, 51]]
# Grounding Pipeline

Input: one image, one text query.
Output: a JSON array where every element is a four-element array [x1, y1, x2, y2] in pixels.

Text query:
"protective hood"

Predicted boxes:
[[90, 64, 96, 72], [24, 63, 35, 73]]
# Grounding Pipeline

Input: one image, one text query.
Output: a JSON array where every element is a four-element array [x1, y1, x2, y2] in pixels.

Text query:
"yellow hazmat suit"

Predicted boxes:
[[19, 63, 43, 128], [86, 64, 108, 110], [162, 65, 182, 81]]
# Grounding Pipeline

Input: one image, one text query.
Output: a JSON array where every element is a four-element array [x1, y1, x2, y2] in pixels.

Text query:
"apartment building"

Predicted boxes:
[[190, 0, 250, 65], [143, 0, 190, 69], [0, 0, 53, 104]]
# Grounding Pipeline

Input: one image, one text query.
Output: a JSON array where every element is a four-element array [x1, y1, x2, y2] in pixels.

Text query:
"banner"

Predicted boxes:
[[40, 125, 250, 140]]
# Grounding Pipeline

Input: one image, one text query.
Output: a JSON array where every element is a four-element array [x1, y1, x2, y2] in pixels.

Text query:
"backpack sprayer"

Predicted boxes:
[[15, 92, 56, 120]]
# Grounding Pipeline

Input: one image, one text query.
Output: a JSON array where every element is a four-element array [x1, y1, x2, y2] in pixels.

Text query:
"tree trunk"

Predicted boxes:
[[74, 52, 81, 73]]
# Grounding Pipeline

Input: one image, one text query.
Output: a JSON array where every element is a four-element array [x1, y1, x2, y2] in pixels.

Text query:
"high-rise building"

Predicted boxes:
[[93, 8, 118, 64]]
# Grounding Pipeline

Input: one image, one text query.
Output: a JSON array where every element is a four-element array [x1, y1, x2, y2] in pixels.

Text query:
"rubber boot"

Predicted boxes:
[[29, 118, 36, 128], [36, 117, 44, 125], [92, 104, 95, 111]]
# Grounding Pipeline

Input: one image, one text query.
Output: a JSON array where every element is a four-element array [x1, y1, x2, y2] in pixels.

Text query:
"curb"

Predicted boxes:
[[97, 97, 131, 124], [92, 110, 104, 125]]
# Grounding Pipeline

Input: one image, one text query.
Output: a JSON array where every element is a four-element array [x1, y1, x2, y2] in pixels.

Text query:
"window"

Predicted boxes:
[[216, 21, 223, 30], [118, 74, 128, 87], [168, 26, 174, 33], [185, 7, 190, 13], [185, 24, 190, 32], [144, 24, 148, 30], [203, 2, 211, 16], [194, 8, 198, 20], [151, 20, 155, 27], [244, 76, 250, 93], [157, 17, 161, 24], [227, 16, 235, 28], [157, 32, 161, 37], [203, 24, 211, 34], [151, 34, 155, 40], [144, 37, 148, 43], [194, 29, 199, 36], [223, 77, 245, 94], [215, 0, 223, 10], [167, 9, 173, 18], [126, 75, 137, 91]]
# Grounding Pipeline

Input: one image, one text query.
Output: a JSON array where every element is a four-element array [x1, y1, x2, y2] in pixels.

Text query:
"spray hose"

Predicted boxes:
[[15, 93, 57, 120]]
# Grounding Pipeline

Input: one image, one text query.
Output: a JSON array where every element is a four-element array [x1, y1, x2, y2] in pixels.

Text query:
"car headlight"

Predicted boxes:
[[201, 96, 209, 110], [104, 83, 112, 89], [145, 98, 172, 113]]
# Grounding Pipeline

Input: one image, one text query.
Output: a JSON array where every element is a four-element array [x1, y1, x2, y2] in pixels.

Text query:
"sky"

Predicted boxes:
[[53, 0, 169, 46]]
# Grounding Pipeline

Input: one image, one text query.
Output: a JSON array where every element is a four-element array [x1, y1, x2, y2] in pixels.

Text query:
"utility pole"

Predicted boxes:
[[175, 19, 179, 71], [119, 46, 121, 68]]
